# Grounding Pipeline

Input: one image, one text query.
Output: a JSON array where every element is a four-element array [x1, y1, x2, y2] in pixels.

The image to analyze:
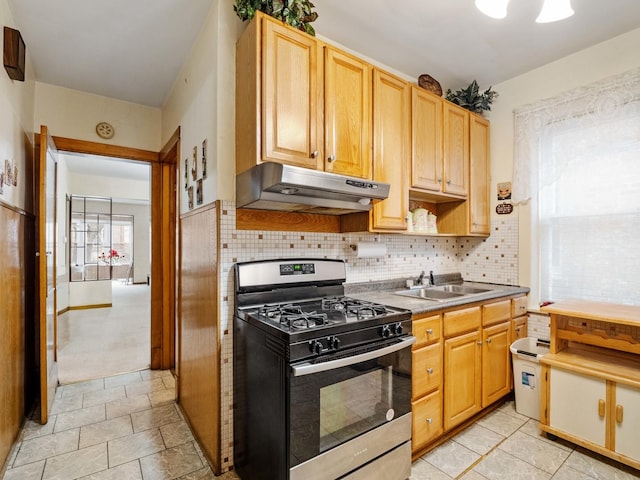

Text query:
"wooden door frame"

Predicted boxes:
[[35, 130, 179, 370]]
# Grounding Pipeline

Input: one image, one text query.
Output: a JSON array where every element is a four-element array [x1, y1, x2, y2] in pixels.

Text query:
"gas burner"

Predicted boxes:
[[349, 303, 389, 320], [288, 313, 329, 330], [259, 304, 303, 322]]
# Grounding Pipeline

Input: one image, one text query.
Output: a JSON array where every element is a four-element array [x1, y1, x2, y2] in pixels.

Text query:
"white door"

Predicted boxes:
[[550, 368, 606, 447], [614, 383, 640, 461]]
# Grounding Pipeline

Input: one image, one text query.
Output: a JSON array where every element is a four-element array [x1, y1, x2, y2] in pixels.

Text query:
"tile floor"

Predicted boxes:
[[2, 369, 639, 480]]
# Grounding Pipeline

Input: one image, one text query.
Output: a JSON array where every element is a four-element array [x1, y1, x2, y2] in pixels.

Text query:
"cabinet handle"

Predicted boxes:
[[311, 150, 319, 158], [486, 338, 492, 344], [515, 327, 521, 332], [446, 180, 451, 185], [437, 178, 442, 183], [427, 368, 433, 374], [616, 405, 624, 424], [477, 341, 483, 346], [426, 418, 433, 424], [327, 155, 336, 163], [598, 399, 606, 418], [426, 328, 433, 335]]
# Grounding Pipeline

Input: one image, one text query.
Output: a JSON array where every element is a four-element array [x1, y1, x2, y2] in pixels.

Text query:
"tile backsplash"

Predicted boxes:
[[217, 201, 519, 471]]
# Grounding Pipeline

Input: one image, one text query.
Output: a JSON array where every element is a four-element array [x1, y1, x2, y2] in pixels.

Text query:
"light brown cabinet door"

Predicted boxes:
[[511, 316, 528, 341], [262, 17, 323, 169], [444, 330, 482, 430], [411, 87, 443, 192], [412, 390, 443, 452], [412, 342, 442, 400], [371, 69, 409, 230], [482, 321, 511, 406], [443, 102, 469, 197], [324, 47, 371, 178], [469, 114, 490, 234]]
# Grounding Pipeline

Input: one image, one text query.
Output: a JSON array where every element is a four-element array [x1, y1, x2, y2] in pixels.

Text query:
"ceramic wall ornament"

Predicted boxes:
[[188, 185, 194, 210], [191, 146, 198, 181], [196, 179, 203, 205], [184, 158, 189, 190]]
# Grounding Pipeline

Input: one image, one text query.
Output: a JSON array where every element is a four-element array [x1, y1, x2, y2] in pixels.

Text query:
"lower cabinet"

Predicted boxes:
[[482, 321, 511, 406], [548, 367, 640, 463], [443, 330, 482, 430], [412, 390, 443, 451]]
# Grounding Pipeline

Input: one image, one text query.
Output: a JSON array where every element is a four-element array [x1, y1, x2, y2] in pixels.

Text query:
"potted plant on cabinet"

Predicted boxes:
[[234, 0, 319, 35], [445, 80, 498, 114]]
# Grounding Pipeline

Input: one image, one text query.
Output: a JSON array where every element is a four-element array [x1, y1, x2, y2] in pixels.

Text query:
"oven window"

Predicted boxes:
[[320, 369, 386, 451], [289, 347, 411, 467]]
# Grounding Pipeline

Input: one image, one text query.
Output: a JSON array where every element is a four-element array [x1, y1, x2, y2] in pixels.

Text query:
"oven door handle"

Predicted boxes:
[[291, 336, 416, 377]]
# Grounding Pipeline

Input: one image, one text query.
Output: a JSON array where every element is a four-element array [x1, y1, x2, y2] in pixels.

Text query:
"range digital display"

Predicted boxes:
[[280, 263, 315, 275]]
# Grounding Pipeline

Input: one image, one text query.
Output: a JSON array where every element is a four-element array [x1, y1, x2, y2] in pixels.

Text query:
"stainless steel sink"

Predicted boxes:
[[429, 285, 492, 295], [393, 288, 464, 301], [393, 284, 492, 301]]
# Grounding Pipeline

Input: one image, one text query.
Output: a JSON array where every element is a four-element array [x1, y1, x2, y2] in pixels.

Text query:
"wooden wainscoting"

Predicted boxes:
[[178, 202, 220, 473], [0, 202, 35, 468]]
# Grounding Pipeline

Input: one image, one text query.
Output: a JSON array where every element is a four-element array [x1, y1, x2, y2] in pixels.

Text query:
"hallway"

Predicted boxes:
[[57, 282, 151, 384]]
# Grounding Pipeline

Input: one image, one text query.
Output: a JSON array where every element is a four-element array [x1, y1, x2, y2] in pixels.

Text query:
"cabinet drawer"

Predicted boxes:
[[413, 314, 441, 349], [512, 296, 528, 318], [443, 306, 481, 337], [412, 389, 442, 451], [412, 342, 442, 399], [511, 316, 528, 341], [482, 300, 511, 327]]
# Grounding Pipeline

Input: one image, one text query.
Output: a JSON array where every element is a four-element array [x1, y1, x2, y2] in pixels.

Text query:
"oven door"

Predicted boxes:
[[288, 336, 415, 476]]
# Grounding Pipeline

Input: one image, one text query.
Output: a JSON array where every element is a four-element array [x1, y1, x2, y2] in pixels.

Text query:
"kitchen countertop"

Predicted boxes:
[[345, 279, 530, 315]]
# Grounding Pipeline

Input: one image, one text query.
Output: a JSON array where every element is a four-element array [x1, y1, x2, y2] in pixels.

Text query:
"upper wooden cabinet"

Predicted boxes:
[[410, 87, 443, 193], [236, 13, 372, 178], [469, 115, 490, 235], [442, 102, 469, 197], [262, 17, 323, 169], [324, 47, 372, 178], [370, 69, 410, 231]]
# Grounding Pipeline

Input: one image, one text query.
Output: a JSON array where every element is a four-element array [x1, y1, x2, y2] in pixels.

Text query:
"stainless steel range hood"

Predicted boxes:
[[236, 162, 390, 215]]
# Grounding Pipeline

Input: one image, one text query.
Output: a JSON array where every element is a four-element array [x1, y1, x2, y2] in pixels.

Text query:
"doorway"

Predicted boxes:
[[57, 153, 152, 383]]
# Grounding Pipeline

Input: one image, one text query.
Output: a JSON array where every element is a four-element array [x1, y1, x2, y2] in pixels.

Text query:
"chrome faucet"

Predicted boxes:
[[430, 270, 435, 286], [416, 271, 425, 286]]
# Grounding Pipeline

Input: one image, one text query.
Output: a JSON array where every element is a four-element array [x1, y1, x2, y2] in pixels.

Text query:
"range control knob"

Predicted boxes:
[[328, 336, 340, 350], [393, 323, 403, 335], [309, 340, 324, 355], [381, 325, 391, 338]]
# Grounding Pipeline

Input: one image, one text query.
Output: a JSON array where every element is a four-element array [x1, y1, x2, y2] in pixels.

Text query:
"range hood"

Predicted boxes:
[[236, 162, 390, 215]]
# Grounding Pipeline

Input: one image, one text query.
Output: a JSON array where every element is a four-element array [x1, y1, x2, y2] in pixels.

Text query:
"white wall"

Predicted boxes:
[[34, 82, 161, 151], [162, 1, 243, 214], [489, 27, 640, 303], [113, 201, 151, 284], [0, 0, 35, 211]]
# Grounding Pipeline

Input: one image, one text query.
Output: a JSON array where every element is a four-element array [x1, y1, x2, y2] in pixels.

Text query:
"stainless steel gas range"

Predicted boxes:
[[233, 259, 415, 480]]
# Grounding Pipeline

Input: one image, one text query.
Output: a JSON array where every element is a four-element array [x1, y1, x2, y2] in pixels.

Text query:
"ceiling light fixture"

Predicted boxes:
[[475, 0, 574, 23]]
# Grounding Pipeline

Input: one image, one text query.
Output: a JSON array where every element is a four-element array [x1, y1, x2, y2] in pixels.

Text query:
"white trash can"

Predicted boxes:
[[510, 337, 550, 421]]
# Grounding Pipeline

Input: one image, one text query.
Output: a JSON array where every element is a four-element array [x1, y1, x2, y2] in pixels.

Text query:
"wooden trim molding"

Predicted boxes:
[[236, 208, 342, 233], [160, 127, 180, 164], [67, 304, 112, 310], [34, 134, 159, 163]]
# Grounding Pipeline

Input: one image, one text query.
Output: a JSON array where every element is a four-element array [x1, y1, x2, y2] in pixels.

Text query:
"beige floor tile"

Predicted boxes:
[[410, 458, 453, 479], [79, 415, 134, 448], [148, 387, 176, 407], [124, 378, 165, 398], [13, 429, 80, 467], [108, 428, 166, 468], [518, 420, 573, 452], [54, 404, 106, 433], [140, 369, 173, 381], [59, 379, 105, 398], [51, 392, 84, 415], [477, 410, 529, 437], [140, 442, 204, 480], [498, 431, 571, 474], [422, 440, 481, 478], [77, 461, 143, 480], [564, 449, 640, 480], [20, 417, 56, 441], [454, 424, 505, 455], [105, 394, 151, 420], [551, 465, 597, 480], [160, 421, 196, 449], [162, 375, 176, 390], [104, 371, 144, 389], [82, 386, 127, 408], [176, 466, 217, 480], [42, 444, 108, 480], [473, 449, 551, 480], [459, 471, 489, 479], [3, 460, 45, 480], [131, 404, 180, 433]]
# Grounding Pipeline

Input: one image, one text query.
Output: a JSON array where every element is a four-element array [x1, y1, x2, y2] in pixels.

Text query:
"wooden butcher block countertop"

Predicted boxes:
[[542, 299, 640, 327]]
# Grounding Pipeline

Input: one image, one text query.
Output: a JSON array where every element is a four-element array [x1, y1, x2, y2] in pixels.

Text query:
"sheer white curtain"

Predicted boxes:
[[513, 68, 640, 305]]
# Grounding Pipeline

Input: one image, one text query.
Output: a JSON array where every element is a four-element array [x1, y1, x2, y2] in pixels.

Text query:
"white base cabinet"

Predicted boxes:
[[614, 383, 640, 460]]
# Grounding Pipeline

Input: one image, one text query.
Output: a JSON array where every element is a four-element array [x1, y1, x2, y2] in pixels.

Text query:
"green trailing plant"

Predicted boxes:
[[445, 80, 498, 114], [234, 0, 319, 36]]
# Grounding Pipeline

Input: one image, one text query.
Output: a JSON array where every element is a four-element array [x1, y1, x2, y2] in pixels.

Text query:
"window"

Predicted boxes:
[[69, 195, 112, 281], [514, 68, 640, 306]]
